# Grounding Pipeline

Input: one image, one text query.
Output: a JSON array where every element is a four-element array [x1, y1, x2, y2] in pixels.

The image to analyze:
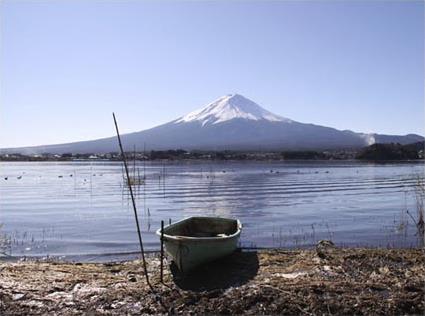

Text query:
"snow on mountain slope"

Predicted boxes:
[[175, 94, 291, 126]]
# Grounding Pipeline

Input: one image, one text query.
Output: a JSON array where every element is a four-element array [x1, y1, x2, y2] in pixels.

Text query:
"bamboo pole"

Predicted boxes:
[[160, 220, 164, 283], [113, 113, 152, 289]]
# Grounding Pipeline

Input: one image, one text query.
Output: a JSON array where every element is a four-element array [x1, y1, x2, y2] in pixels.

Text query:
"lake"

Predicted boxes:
[[0, 160, 423, 261]]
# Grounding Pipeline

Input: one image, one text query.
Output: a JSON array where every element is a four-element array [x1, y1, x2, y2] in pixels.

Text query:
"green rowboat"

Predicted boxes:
[[156, 217, 242, 272]]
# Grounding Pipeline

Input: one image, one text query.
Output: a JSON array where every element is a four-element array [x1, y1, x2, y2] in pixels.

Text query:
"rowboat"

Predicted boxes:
[[156, 217, 242, 272]]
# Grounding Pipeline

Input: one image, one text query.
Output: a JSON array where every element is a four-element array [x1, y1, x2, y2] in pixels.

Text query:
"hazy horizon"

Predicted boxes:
[[1, 0, 424, 148]]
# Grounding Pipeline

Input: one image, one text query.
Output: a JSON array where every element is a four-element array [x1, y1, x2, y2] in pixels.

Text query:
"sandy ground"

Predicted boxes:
[[0, 243, 424, 315]]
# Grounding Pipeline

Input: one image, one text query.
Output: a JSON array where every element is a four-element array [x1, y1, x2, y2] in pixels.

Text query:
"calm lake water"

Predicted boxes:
[[0, 161, 424, 260]]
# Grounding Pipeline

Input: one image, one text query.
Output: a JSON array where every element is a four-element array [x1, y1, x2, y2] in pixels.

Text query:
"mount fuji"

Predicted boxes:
[[3, 94, 423, 154]]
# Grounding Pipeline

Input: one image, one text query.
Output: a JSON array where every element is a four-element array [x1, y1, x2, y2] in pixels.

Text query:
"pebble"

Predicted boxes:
[[12, 293, 25, 301]]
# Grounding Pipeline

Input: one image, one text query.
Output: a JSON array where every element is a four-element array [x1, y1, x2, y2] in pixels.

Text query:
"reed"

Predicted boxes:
[[0, 224, 11, 256], [406, 176, 425, 247], [414, 177, 425, 246]]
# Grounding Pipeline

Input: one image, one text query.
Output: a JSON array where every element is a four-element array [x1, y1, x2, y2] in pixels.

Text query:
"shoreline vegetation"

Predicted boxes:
[[0, 142, 424, 162], [0, 245, 424, 315]]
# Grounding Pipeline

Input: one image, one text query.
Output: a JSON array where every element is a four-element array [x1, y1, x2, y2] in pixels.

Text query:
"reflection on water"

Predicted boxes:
[[0, 160, 423, 259]]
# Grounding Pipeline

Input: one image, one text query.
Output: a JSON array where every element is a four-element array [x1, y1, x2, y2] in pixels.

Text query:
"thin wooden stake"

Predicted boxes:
[[169, 218, 171, 225], [113, 113, 152, 289], [160, 220, 164, 283]]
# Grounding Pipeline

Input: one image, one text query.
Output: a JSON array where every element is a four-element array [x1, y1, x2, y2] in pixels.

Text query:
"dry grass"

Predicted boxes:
[[415, 178, 425, 245], [0, 245, 424, 315], [407, 177, 425, 247], [0, 224, 10, 257]]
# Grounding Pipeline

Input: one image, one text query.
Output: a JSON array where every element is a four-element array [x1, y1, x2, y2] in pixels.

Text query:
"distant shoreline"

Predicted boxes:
[[1, 142, 423, 162], [0, 156, 423, 163], [0, 157, 423, 163]]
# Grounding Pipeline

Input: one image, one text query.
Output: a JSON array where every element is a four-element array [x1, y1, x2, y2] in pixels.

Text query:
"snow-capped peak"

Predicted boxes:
[[176, 94, 291, 126]]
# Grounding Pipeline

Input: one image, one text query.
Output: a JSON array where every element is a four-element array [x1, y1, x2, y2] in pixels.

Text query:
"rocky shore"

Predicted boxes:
[[1, 245, 424, 315]]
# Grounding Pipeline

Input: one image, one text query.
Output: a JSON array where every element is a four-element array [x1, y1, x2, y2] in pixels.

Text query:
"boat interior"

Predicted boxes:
[[164, 217, 239, 238]]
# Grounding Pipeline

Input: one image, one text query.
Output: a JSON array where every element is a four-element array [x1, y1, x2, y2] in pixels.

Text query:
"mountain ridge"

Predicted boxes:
[[1, 94, 423, 154]]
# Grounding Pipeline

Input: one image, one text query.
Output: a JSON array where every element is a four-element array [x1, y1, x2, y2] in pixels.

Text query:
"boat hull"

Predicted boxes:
[[157, 217, 241, 272]]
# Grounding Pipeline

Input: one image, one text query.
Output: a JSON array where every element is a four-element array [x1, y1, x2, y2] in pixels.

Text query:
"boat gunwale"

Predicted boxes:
[[155, 216, 242, 242]]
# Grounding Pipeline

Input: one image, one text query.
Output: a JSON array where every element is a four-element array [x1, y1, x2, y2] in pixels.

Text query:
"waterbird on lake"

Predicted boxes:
[[58, 175, 63, 178], [4, 177, 8, 180], [17, 176, 22, 180]]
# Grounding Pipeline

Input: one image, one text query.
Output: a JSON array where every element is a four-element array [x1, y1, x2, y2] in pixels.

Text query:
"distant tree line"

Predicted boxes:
[[280, 151, 327, 160], [1, 142, 423, 161], [356, 142, 424, 161]]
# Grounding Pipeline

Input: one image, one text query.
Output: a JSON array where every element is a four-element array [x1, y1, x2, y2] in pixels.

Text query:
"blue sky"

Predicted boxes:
[[1, 0, 423, 147]]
